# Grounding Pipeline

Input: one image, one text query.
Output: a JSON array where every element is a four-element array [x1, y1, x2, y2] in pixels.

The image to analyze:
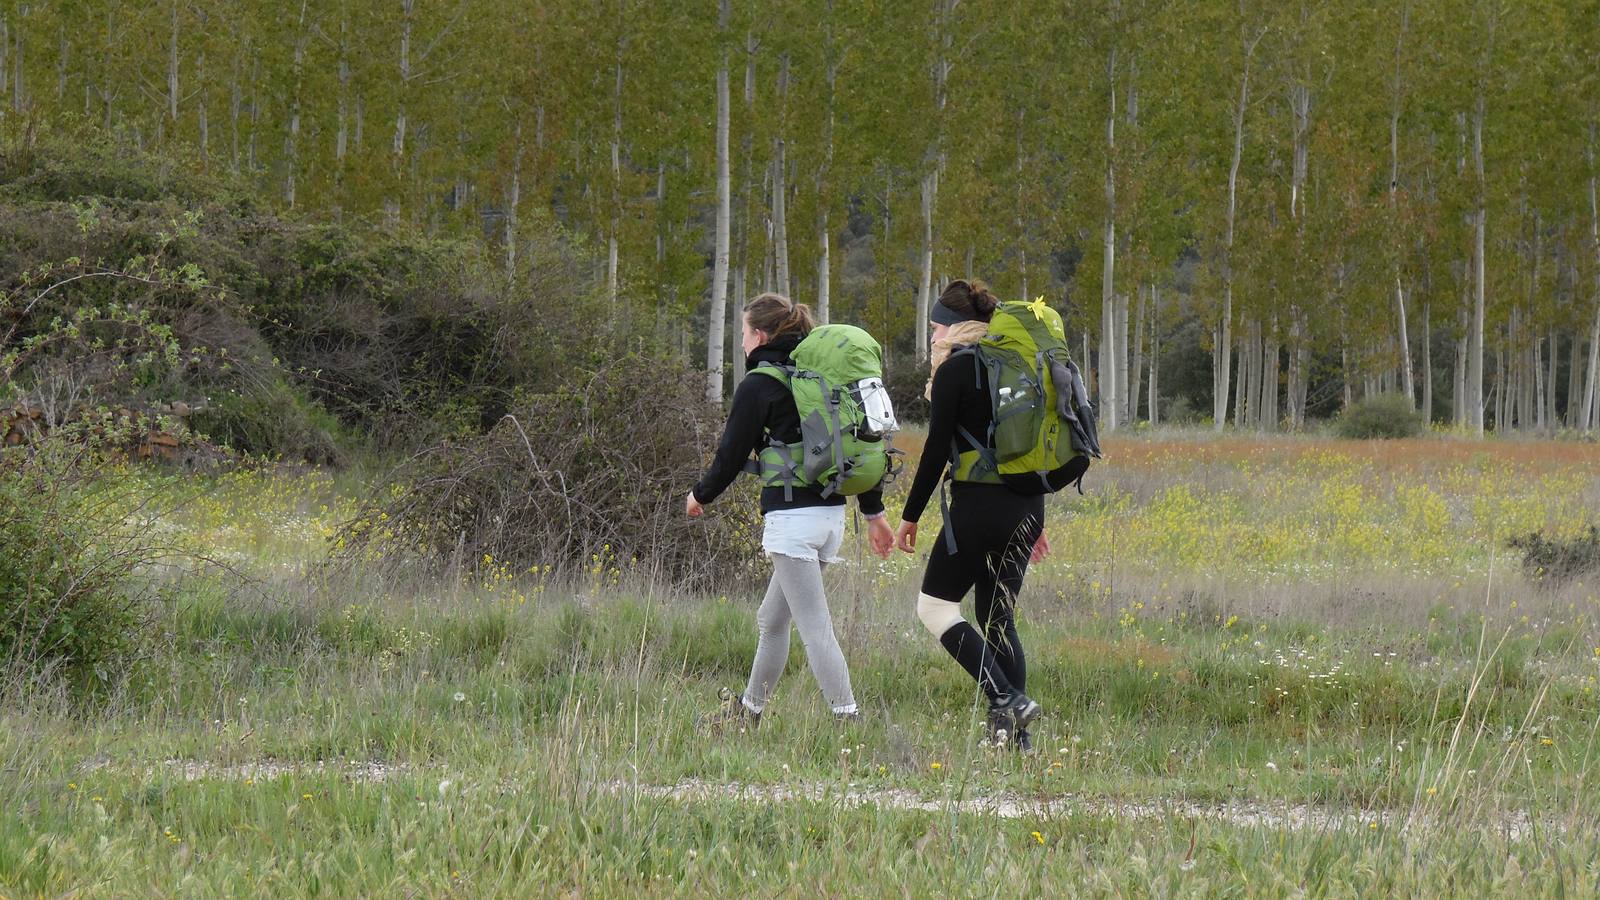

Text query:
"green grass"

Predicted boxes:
[[6, 435, 1600, 895], [10, 760, 1592, 896]]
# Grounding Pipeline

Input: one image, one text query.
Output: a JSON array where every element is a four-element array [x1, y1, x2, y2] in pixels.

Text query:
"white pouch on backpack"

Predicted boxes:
[[849, 377, 898, 440]]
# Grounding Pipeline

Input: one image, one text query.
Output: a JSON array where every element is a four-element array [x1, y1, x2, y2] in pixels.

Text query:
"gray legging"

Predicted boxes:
[[743, 555, 856, 712]]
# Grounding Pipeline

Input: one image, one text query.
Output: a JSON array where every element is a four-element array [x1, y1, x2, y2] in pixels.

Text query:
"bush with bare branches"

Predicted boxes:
[[339, 352, 765, 593]]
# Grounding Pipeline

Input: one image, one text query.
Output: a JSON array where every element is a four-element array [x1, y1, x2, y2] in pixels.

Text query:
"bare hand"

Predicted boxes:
[[894, 520, 918, 554], [1030, 530, 1050, 564], [866, 517, 894, 560], [686, 493, 705, 518]]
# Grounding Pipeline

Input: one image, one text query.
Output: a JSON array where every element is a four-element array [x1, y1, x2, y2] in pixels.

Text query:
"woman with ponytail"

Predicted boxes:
[[688, 293, 895, 730], [893, 279, 1052, 750]]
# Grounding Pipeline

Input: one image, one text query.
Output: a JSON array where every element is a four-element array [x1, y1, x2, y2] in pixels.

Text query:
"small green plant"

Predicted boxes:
[[0, 437, 171, 695], [1333, 393, 1424, 439], [1508, 526, 1600, 587], [2, 247, 223, 696]]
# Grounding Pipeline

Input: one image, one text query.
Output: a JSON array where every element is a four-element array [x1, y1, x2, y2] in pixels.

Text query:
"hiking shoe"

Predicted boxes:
[[834, 709, 863, 725], [696, 688, 761, 733], [1014, 727, 1035, 754], [987, 692, 1042, 742], [983, 718, 1036, 752]]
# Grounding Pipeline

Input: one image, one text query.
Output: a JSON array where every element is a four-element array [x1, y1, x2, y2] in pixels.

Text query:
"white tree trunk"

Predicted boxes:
[[11, 9, 23, 113], [1238, 320, 1257, 427], [1454, 301, 1468, 426], [285, 1, 309, 208], [1494, 337, 1506, 430], [247, 54, 260, 171], [1341, 330, 1352, 410], [1529, 218, 1544, 430], [1422, 302, 1433, 423], [1566, 325, 1582, 428], [1261, 320, 1279, 429], [762, 170, 774, 292], [1100, 46, 1120, 431], [1396, 278, 1414, 404], [1, 15, 8, 107], [732, 266, 747, 385], [1585, 308, 1600, 431], [1585, 129, 1600, 431], [1016, 108, 1029, 301], [1117, 293, 1131, 424], [816, 222, 830, 325], [505, 121, 525, 281], [229, 54, 241, 172], [1084, 332, 1094, 397], [771, 53, 792, 299], [816, 5, 836, 325], [197, 53, 208, 160], [1508, 315, 1521, 429], [917, 169, 937, 363], [1285, 314, 1302, 428], [608, 40, 623, 308], [1469, 97, 1487, 435], [1388, 3, 1412, 407], [1148, 286, 1161, 425], [336, 5, 350, 168], [1286, 56, 1313, 428], [1216, 31, 1260, 430], [733, 27, 756, 375], [55, 23, 67, 101], [1291, 84, 1309, 220], [1131, 286, 1146, 422], [1546, 325, 1558, 430], [772, 146, 789, 298], [917, 0, 955, 364], [707, 6, 731, 403], [168, 0, 180, 122], [395, 0, 413, 160], [1532, 331, 1544, 432]]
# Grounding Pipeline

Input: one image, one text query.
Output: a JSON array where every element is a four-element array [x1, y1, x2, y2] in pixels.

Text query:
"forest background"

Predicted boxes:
[[5, 0, 1599, 441]]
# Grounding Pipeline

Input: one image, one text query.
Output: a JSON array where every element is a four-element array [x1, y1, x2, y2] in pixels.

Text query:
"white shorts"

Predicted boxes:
[[761, 506, 846, 563]]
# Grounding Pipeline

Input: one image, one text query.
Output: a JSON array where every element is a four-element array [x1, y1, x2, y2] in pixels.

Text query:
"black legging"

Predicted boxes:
[[922, 482, 1044, 704]]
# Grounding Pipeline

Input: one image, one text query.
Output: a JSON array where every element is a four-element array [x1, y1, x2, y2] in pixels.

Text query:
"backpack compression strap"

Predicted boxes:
[[800, 369, 849, 499]]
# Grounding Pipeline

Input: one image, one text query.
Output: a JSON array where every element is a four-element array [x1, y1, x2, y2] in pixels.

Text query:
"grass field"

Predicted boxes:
[[5, 430, 1600, 896]]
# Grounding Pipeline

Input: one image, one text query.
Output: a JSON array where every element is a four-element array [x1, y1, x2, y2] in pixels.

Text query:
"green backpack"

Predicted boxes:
[[949, 298, 1102, 494], [746, 324, 901, 499]]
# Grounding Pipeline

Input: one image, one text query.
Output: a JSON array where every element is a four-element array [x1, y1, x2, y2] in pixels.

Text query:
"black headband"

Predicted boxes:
[[931, 301, 983, 327]]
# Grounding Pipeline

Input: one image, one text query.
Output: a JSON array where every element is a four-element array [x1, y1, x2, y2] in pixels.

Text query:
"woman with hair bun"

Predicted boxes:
[[894, 279, 1054, 751], [688, 292, 895, 730]]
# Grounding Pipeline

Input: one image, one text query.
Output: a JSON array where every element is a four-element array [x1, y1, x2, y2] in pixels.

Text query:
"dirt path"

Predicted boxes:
[[76, 758, 1546, 840], [609, 778, 1543, 841]]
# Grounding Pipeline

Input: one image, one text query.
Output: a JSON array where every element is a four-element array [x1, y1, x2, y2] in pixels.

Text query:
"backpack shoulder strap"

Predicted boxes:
[[741, 362, 804, 500], [748, 361, 793, 385]]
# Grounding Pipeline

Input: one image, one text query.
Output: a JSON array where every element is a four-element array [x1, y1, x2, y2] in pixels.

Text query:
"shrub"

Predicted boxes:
[[2, 135, 608, 461], [884, 364, 930, 425], [0, 438, 174, 696], [1333, 393, 1424, 439], [1507, 526, 1600, 587], [1161, 396, 1203, 427], [338, 349, 766, 593], [1, 240, 229, 697]]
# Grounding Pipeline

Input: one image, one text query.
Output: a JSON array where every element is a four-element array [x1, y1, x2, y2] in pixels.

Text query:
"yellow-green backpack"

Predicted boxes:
[[950, 298, 1102, 494]]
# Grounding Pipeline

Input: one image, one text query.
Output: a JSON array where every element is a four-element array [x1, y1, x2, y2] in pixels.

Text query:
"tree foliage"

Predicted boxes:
[[1, 0, 1596, 431]]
